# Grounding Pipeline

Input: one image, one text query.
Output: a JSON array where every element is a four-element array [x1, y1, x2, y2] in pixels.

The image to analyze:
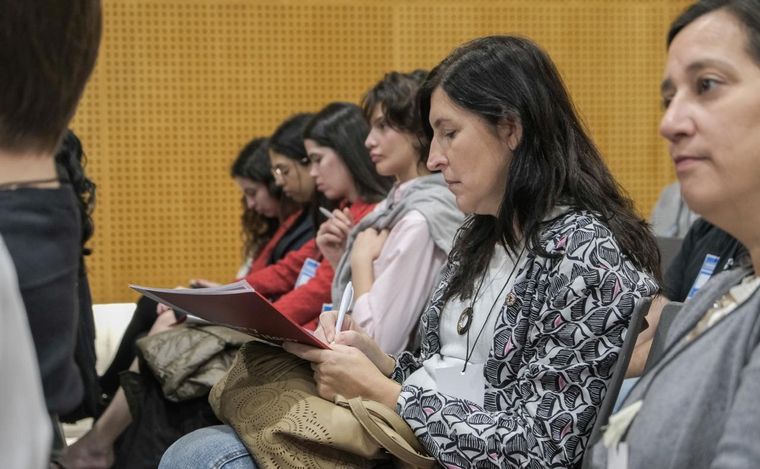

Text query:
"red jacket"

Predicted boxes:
[[245, 200, 377, 329]]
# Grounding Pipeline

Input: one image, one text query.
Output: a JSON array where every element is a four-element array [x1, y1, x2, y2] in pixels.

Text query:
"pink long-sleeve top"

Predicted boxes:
[[350, 209, 447, 355]]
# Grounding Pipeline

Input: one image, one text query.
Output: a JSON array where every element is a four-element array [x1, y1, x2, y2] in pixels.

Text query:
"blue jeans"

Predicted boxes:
[[159, 425, 257, 469]]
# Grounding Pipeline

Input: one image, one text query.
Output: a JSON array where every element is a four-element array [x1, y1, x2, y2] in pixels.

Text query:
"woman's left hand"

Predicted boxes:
[[283, 342, 401, 410], [351, 228, 390, 265]]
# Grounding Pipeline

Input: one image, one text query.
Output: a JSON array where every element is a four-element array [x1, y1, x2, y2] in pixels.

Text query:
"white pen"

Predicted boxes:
[[333, 281, 354, 338], [318, 206, 334, 219]]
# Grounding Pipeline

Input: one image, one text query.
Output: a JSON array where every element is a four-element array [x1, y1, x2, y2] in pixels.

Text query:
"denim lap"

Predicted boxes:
[[158, 425, 257, 469]]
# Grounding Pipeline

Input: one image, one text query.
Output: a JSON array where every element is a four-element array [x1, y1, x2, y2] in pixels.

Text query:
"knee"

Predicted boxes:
[[159, 425, 254, 469]]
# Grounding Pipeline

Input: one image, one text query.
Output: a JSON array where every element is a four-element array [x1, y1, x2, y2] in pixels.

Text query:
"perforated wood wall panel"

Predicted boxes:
[[71, 0, 692, 303]]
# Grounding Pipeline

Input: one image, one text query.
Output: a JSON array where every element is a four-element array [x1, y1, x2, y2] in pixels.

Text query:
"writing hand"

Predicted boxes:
[[313, 309, 358, 343], [283, 342, 401, 410], [312, 311, 395, 376]]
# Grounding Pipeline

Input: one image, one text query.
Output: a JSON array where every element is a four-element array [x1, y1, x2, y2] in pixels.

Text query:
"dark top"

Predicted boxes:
[[61, 259, 102, 422], [0, 186, 83, 415], [268, 209, 314, 266], [663, 218, 746, 302]]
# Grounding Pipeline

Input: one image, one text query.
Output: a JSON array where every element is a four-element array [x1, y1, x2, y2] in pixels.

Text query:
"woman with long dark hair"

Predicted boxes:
[[161, 37, 658, 469], [98, 136, 310, 399], [52, 131, 101, 426], [193, 136, 312, 283]]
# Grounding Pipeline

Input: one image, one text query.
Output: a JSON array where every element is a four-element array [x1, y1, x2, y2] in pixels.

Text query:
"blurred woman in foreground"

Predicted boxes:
[[589, 1, 760, 467]]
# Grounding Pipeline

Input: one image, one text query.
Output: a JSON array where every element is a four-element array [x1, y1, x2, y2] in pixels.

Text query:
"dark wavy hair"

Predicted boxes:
[[362, 70, 430, 163], [231, 137, 298, 261], [419, 36, 661, 301], [668, 0, 760, 64], [304, 102, 392, 203], [55, 130, 96, 255]]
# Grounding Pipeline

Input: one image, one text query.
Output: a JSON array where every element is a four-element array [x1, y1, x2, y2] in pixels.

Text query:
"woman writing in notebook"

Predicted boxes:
[[199, 136, 314, 283], [97, 135, 313, 402]]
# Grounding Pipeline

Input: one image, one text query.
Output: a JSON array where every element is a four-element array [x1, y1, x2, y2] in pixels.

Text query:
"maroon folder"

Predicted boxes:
[[130, 280, 329, 349]]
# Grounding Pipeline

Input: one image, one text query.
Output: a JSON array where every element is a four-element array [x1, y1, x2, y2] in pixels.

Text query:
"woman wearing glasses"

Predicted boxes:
[[266, 113, 318, 206]]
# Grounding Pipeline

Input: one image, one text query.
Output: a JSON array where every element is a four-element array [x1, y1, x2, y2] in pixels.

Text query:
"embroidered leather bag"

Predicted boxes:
[[209, 341, 434, 469]]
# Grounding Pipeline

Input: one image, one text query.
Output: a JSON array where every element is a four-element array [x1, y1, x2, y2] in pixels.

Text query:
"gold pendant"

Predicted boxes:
[[457, 307, 473, 335]]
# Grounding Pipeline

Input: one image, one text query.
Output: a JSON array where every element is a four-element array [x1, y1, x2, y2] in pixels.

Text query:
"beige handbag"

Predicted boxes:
[[209, 341, 435, 469]]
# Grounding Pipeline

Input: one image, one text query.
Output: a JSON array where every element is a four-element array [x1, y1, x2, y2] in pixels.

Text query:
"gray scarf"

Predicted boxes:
[[331, 173, 464, 305]]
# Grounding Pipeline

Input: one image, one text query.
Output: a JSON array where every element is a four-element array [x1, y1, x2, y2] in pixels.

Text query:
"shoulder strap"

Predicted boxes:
[[346, 397, 435, 468]]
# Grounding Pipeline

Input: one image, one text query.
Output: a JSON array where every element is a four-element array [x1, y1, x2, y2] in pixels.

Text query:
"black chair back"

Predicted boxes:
[[643, 301, 684, 373], [581, 296, 652, 468]]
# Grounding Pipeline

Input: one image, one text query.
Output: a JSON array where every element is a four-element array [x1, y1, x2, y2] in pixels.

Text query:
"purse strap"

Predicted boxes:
[[346, 397, 435, 468]]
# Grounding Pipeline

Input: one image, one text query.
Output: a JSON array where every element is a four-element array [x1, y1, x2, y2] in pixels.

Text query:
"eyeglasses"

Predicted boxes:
[[271, 164, 293, 178], [270, 157, 309, 179]]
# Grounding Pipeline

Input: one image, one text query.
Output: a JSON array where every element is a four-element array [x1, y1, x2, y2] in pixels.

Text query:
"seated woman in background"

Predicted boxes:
[[626, 216, 747, 378], [649, 181, 698, 238], [245, 103, 392, 329], [161, 36, 659, 468], [320, 70, 464, 355], [197, 136, 313, 283], [98, 136, 310, 399], [60, 136, 312, 469], [588, 1, 760, 467]]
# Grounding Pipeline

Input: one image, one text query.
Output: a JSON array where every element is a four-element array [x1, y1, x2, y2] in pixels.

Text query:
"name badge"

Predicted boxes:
[[687, 254, 720, 299], [295, 257, 320, 287], [607, 442, 629, 469], [433, 364, 485, 407]]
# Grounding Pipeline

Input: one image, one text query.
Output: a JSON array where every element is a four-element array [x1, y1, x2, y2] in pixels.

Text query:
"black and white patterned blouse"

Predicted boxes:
[[391, 209, 658, 468]]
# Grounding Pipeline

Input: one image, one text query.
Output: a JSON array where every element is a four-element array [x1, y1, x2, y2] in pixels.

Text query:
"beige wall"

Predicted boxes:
[[72, 0, 691, 303]]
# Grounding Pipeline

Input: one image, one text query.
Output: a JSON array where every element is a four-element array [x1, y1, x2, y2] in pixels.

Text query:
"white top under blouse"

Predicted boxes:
[[405, 243, 525, 399]]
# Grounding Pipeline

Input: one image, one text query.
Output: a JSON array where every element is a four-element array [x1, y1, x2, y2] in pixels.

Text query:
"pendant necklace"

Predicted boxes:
[[456, 270, 487, 335], [460, 246, 525, 372], [457, 246, 524, 335]]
